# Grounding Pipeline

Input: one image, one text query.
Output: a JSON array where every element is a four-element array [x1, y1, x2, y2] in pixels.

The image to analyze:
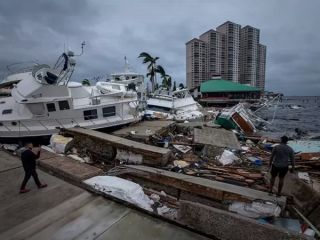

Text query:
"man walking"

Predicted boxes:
[[20, 143, 47, 193], [269, 136, 295, 196]]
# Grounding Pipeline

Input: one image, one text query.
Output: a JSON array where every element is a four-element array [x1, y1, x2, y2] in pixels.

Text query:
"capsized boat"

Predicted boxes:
[[215, 103, 267, 134], [145, 88, 203, 121], [0, 51, 140, 139]]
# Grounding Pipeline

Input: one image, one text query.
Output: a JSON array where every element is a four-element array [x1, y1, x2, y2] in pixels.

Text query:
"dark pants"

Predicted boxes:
[[20, 168, 41, 190], [271, 165, 289, 178]]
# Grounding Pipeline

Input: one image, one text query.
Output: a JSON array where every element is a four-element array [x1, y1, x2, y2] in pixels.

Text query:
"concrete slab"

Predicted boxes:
[[38, 151, 103, 181], [178, 201, 310, 240], [0, 151, 85, 233], [0, 151, 21, 172], [125, 165, 286, 206], [27, 197, 131, 240], [193, 127, 241, 150], [112, 120, 174, 141], [96, 210, 210, 240], [0, 192, 95, 240], [65, 127, 172, 166]]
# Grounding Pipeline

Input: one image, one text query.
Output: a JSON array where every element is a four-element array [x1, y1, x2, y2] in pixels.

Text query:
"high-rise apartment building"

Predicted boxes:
[[240, 25, 260, 86], [216, 21, 241, 83], [186, 21, 266, 90], [199, 30, 223, 79], [256, 44, 267, 90], [186, 38, 207, 89]]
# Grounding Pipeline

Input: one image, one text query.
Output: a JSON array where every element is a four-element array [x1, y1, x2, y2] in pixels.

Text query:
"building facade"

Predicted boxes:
[[186, 21, 266, 90], [256, 44, 267, 90], [240, 25, 260, 86], [186, 38, 207, 89], [199, 30, 223, 80], [216, 21, 241, 83]]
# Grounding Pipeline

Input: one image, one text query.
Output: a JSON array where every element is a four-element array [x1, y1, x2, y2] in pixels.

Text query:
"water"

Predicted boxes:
[[257, 96, 320, 139]]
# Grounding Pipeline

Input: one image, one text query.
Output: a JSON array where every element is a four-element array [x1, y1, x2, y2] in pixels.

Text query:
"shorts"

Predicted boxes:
[[271, 165, 288, 178]]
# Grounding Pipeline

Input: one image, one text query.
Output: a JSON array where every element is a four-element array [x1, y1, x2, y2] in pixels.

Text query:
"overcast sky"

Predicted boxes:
[[0, 0, 319, 96]]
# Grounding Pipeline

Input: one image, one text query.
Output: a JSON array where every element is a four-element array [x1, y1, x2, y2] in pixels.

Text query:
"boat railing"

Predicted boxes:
[[5, 62, 42, 76]]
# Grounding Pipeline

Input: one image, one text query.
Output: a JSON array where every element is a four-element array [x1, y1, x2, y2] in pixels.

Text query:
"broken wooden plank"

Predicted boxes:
[[64, 127, 172, 166], [193, 127, 241, 150]]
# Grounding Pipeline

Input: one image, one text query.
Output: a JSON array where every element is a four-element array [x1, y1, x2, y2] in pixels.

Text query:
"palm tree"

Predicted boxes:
[[173, 81, 177, 91], [138, 52, 159, 92], [178, 83, 185, 89], [154, 65, 167, 88], [81, 79, 90, 86], [165, 75, 172, 90]]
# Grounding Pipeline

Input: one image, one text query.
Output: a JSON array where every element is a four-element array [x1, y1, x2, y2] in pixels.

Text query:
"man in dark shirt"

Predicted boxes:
[[20, 143, 47, 193], [269, 136, 295, 196]]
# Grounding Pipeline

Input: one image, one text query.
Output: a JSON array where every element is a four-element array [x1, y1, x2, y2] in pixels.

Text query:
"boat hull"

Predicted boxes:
[[0, 118, 137, 141]]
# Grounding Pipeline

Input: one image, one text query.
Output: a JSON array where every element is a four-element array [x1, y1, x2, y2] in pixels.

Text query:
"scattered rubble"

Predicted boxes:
[[1, 104, 320, 239]]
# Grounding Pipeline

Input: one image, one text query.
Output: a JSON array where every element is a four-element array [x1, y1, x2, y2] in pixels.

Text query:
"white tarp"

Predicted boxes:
[[218, 150, 239, 165], [50, 134, 73, 154], [229, 201, 281, 218], [115, 149, 143, 164], [84, 176, 154, 211]]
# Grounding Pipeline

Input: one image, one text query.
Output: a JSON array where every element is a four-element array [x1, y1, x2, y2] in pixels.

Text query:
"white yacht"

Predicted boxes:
[[145, 88, 203, 121], [0, 51, 140, 139], [109, 57, 146, 104]]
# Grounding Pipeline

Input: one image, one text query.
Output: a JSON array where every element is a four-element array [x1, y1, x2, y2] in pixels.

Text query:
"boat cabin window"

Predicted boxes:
[[83, 109, 98, 120], [58, 100, 70, 110], [146, 105, 171, 113], [47, 103, 56, 112], [102, 106, 116, 117], [28, 103, 45, 116], [2, 109, 12, 114]]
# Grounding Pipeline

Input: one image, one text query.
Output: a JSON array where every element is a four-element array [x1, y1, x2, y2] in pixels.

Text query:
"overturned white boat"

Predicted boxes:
[[145, 88, 203, 121], [0, 51, 140, 139]]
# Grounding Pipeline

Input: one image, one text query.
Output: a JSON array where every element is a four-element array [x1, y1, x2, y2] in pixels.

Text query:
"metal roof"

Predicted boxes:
[[200, 79, 260, 92]]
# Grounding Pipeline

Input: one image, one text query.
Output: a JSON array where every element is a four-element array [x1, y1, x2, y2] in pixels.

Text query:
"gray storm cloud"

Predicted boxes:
[[0, 0, 319, 95]]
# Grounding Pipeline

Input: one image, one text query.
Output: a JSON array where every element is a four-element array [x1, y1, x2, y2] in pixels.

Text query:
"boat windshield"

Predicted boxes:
[[146, 104, 171, 113]]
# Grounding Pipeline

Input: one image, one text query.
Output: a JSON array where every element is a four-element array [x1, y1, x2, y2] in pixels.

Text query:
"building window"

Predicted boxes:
[[102, 106, 116, 117], [83, 109, 98, 120], [47, 103, 56, 112], [2, 109, 12, 114], [58, 100, 70, 110]]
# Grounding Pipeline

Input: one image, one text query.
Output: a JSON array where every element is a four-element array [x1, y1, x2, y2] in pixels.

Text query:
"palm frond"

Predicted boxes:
[[155, 65, 166, 77], [138, 52, 152, 59]]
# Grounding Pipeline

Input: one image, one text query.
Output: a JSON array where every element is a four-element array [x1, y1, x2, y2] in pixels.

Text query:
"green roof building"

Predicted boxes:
[[195, 79, 261, 106]]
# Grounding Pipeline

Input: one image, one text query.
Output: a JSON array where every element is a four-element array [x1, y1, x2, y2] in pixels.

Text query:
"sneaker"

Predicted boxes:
[[38, 184, 48, 189], [20, 189, 31, 194]]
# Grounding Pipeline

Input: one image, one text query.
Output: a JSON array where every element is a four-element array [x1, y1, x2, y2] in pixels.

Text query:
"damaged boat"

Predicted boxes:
[[145, 88, 203, 121], [0, 49, 140, 140], [108, 57, 146, 105], [215, 103, 267, 134]]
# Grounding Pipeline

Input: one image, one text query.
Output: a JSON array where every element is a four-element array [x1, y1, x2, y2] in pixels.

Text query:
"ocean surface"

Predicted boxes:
[[257, 96, 320, 139]]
